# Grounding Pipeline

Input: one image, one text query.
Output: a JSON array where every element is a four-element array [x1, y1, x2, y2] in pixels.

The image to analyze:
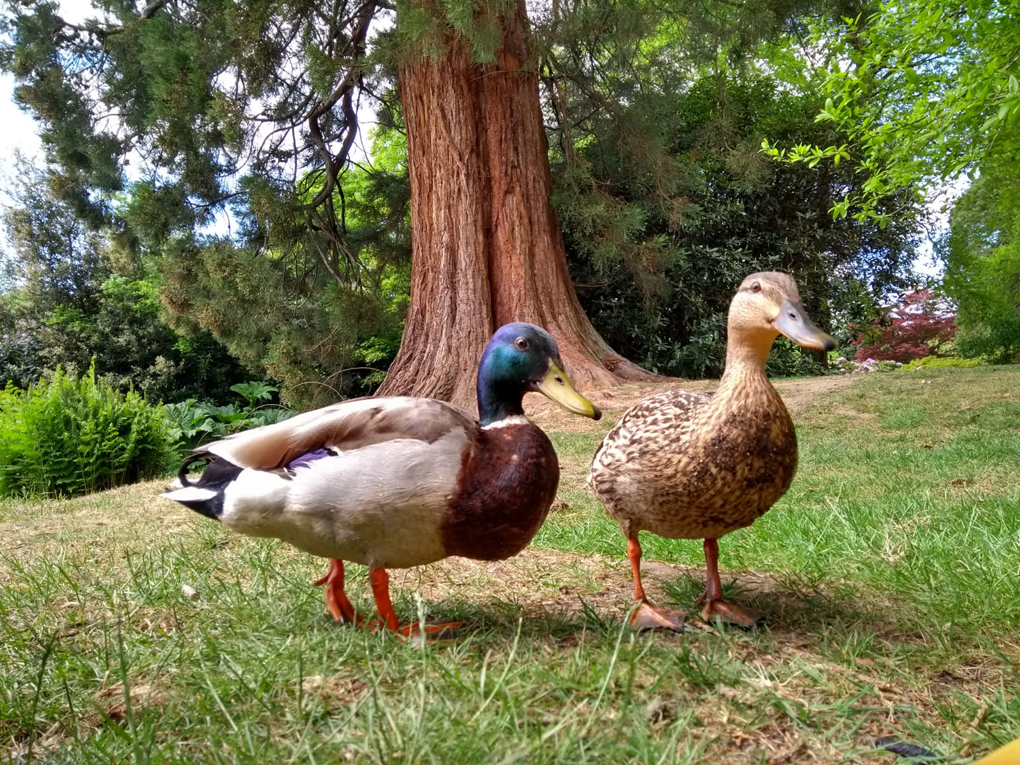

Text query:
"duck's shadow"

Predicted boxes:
[[337, 550, 920, 649]]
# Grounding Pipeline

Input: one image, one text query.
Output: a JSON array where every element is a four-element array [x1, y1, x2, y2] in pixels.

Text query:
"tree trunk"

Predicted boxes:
[[378, 0, 656, 409]]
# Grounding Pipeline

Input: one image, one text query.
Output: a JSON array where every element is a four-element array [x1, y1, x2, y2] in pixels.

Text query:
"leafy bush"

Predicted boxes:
[[765, 339, 827, 377], [943, 165, 1020, 363], [900, 356, 986, 372], [0, 326, 41, 390], [0, 366, 174, 498], [164, 382, 294, 453], [229, 381, 278, 407], [851, 290, 957, 362], [558, 73, 918, 380]]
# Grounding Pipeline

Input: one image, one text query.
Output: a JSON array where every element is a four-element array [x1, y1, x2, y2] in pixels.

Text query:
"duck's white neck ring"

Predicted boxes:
[[481, 415, 531, 430]]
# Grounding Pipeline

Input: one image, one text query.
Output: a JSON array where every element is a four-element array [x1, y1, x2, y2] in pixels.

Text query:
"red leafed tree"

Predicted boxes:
[[852, 289, 957, 362]]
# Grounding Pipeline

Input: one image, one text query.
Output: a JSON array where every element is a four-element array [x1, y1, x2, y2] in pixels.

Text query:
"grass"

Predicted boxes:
[[2, 367, 1019, 763]]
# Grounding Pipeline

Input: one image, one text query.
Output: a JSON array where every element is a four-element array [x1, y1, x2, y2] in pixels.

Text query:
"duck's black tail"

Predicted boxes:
[[163, 453, 243, 521]]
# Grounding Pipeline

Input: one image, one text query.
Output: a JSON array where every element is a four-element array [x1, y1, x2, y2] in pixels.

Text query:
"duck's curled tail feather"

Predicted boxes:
[[163, 453, 243, 521], [178, 452, 213, 487]]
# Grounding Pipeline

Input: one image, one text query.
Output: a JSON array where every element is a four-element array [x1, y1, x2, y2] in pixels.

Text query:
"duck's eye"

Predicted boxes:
[[514, 337, 529, 351], [751, 282, 762, 293]]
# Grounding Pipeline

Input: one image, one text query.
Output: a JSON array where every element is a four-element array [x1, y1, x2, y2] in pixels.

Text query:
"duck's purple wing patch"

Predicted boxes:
[[287, 448, 333, 469]]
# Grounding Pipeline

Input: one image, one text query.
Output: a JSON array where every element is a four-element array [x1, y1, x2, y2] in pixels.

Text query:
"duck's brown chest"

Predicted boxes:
[[443, 424, 560, 561]]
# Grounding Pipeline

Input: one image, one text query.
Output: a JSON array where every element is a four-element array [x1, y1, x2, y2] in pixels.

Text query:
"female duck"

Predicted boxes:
[[164, 323, 600, 637], [587, 273, 834, 631]]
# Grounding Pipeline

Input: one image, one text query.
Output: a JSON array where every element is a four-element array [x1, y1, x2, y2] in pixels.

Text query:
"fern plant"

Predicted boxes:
[[0, 365, 175, 498]]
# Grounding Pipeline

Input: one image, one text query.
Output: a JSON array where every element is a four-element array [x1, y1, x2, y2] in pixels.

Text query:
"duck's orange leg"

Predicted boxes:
[[368, 567, 460, 639], [313, 559, 363, 625], [626, 535, 688, 632], [698, 539, 765, 629]]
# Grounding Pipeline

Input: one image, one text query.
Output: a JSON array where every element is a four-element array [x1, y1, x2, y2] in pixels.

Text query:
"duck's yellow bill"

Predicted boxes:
[[537, 361, 601, 420]]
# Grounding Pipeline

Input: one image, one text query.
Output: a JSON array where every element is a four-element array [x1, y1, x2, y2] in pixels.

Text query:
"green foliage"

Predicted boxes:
[[0, 322, 41, 390], [900, 356, 985, 372], [765, 0, 1020, 221], [3, 2, 411, 406], [549, 61, 917, 376], [0, 366, 173, 499], [1, 0, 927, 392], [0, 270, 250, 403], [229, 381, 278, 407], [155, 126, 411, 408], [1, 158, 250, 402], [163, 398, 295, 454], [942, 162, 1020, 363], [392, 0, 515, 64]]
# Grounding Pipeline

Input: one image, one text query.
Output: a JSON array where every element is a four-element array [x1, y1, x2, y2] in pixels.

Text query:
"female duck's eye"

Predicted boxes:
[[514, 337, 529, 351], [751, 282, 762, 293]]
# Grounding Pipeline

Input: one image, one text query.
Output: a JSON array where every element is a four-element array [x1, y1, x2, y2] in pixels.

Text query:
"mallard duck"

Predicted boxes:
[[586, 272, 835, 631], [163, 323, 601, 637]]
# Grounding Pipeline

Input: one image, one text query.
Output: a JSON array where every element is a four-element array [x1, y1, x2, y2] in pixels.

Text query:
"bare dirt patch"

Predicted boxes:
[[771, 375, 855, 412], [297, 675, 369, 710]]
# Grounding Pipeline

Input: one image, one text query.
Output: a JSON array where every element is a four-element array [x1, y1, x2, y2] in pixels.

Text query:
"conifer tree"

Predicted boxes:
[[2, 0, 658, 407]]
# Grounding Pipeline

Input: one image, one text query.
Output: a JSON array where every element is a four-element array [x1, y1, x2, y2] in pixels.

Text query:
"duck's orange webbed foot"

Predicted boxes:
[[368, 567, 461, 641], [313, 559, 364, 626], [629, 600, 689, 633], [697, 539, 765, 630], [626, 535, 690, 633], [700, 600, 765, 630]]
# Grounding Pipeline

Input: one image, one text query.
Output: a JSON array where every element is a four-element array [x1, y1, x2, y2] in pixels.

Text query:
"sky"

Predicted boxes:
[[0, 0, 93, 200], [0, 73, 44, 182]]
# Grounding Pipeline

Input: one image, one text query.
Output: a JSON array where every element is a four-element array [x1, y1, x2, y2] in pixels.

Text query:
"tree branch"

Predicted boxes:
[[54, 0, 172, 39]]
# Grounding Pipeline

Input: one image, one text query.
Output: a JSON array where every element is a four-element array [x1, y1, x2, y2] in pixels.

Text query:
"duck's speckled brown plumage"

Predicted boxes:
[[587, 272, 819, 544], [587, 369, 797, 541], [585, 272, 834, 630]]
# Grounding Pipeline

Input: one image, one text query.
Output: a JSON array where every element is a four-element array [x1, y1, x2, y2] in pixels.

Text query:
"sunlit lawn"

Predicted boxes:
[[2, 367, 1018, 763]]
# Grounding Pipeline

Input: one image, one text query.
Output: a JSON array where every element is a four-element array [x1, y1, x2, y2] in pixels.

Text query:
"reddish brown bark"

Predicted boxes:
[[377, 0, 656, 409]]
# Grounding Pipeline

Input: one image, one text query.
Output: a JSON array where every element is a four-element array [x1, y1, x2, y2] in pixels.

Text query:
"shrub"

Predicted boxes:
[[851, 289, 957, 363], [0, 327, 41, 390], [832, 356, 902, 374], [0, 365, 175, 498], [900, 356, 986, 372], [164, 382, 295, 454]]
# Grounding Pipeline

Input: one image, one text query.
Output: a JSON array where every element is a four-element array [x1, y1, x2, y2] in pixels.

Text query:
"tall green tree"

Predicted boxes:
[[764, 0, 1020, 222], [1, 158, 249, 401], [538, 2, 918, 374], [942, 159, 1020, 362], [2, 0, 661, 408], [4, 0, 884, 408]]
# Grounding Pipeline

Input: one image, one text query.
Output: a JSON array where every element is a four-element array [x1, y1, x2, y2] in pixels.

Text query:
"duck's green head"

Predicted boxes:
[[477, 323, 601, 426]]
